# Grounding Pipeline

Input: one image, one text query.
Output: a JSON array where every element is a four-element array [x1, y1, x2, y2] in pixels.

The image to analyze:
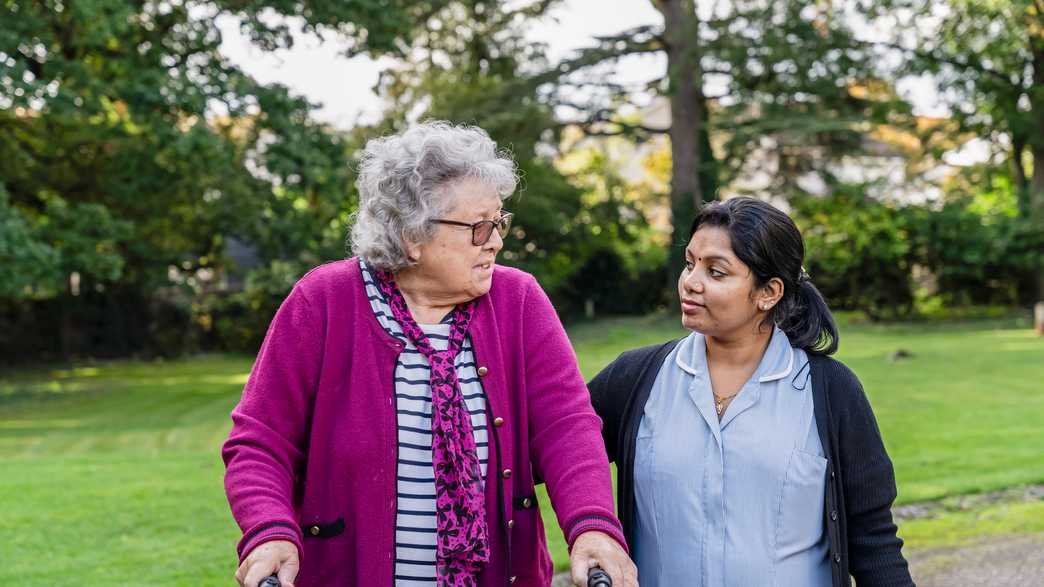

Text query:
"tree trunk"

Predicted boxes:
[[1031, 139, 1044, 301], [1011, 136, 1029, 218], [60, 276, 77, 358], [1031, 45, 1044, 300], [656, 0, 706, 299]]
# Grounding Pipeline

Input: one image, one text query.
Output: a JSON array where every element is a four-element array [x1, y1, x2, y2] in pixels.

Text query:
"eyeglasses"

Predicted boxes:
[[431, 211, 513, 246]]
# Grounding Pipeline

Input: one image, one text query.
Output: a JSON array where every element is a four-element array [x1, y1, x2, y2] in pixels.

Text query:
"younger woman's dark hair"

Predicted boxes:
[[689, 197, 839, 355]]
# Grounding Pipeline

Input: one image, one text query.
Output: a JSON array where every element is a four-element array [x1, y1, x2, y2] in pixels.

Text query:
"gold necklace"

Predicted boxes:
[[713, 391, 741, 416]]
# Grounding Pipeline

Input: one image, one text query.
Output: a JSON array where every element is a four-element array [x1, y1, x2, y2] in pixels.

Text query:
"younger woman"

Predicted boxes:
[[589, 197, 913, 586]]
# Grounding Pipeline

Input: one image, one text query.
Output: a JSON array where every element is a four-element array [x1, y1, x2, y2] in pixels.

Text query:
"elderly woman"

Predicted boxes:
[[589, 198, 912, 586], [223, 121, 635, 587]]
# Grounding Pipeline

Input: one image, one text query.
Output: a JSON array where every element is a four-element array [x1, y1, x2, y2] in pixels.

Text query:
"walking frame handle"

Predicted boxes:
[[259, 565, 613, 586], [587, 565, 613, 587]]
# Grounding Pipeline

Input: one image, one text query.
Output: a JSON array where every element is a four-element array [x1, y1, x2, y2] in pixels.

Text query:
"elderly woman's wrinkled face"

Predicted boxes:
[[409, 177, 505, 304]]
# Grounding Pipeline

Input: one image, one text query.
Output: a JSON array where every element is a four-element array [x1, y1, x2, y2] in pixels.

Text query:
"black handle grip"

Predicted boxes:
[[263, 568, 607, 586], [588, 566, 612, 587]]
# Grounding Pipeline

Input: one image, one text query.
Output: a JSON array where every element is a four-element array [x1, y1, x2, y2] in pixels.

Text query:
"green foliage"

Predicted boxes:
[[0, 185, 57, 298], [889, 1, 1041, 182], [911, 207, 1037, 307], [0, 0, 361, 357], [924, 165, 1044, 305], [37, 193, 133, 290], [792, 175, 1042, 320], [0, 182, 131, 299], [203, 259, 311, 352], [792, 186, 918, 320], [549, 149, 668, 316], [887, 0, 1044, 299]]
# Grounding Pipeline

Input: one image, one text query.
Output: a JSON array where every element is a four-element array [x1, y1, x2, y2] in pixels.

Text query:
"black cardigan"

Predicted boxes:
[[588, 339, 914, 587]]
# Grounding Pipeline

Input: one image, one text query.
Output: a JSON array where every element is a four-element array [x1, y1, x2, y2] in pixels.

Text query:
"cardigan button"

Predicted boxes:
[[309, 526, 320, 536], [493, 417, 505, 427], [478, 366, 489, 376], [830, 510, 838, 521], [522, 497, 533, 508], [507, 519, 515, 529], [834, 553, 841, 564], [510, 576, 517, 584], [502, 468, 512, 479]]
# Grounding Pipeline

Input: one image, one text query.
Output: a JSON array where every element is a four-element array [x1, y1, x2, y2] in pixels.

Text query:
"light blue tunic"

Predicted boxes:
[[633, 327, 830, 587]]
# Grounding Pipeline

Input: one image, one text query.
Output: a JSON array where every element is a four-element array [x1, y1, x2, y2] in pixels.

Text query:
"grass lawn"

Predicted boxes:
[[1, 314, 1042, 585]]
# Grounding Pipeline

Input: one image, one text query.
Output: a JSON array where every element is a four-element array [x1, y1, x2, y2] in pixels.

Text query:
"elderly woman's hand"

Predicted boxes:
[[569, 531, 638, 587], [235, 540, 299, 587]]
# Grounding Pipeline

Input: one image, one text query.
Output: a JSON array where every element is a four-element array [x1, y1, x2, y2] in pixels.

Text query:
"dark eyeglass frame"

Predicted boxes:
[[431, 211, 513, 246]]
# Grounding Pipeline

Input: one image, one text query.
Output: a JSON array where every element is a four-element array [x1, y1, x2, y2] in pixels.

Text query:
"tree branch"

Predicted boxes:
[[554, 80, 649, 95], [529, 24, 666, 86], [559, 120, 669, 138], [554, 104, 670, 137], [859, 39, 1021, 90]]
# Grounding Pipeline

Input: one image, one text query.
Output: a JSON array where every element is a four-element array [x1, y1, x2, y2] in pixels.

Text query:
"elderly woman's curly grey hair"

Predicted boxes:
[[349, 121, 519, 271]]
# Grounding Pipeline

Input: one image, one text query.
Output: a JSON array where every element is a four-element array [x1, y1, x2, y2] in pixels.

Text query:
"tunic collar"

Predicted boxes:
[[675, 326, 795, 384]]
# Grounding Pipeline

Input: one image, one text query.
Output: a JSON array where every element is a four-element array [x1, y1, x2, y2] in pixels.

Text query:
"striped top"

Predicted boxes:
[[360, 262, 490, 586]]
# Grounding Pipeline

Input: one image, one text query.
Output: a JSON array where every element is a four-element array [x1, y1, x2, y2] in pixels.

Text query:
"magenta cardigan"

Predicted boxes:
[[222, 258, 626, 586]]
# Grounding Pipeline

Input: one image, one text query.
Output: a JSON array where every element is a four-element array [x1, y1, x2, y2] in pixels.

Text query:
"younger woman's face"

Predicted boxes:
[[678, 226, 771, 338]]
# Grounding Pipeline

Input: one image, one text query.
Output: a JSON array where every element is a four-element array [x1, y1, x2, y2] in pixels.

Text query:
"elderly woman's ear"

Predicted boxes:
[[403, 237, 421, 264]]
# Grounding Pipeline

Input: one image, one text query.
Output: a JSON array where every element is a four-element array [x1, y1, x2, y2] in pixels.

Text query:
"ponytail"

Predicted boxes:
[[775, 278, 839, 356]]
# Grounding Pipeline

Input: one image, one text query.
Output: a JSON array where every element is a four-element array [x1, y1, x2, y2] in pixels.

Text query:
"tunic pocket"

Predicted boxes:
[[774, 448, 827, 561]]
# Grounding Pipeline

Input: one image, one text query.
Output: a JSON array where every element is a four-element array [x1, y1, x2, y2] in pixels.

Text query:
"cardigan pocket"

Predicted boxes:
[[296, 517, 354, 586], [774, 449, 827, 564], [511, 494, 552, 582], [300, 517, 345, 539]]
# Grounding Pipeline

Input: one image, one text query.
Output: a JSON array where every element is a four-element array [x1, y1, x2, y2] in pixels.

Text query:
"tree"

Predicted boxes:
[[536, 0, 911, 296], [367, 0, 666, 315], [0, 0, 408, 357], [658, 0, 707, 289], [882, 0, 1044, 299]]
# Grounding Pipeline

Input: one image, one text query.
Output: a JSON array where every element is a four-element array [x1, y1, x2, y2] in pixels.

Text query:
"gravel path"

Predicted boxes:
[[894, 485, 1044, 521], [907, 533, 1044, 586]]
